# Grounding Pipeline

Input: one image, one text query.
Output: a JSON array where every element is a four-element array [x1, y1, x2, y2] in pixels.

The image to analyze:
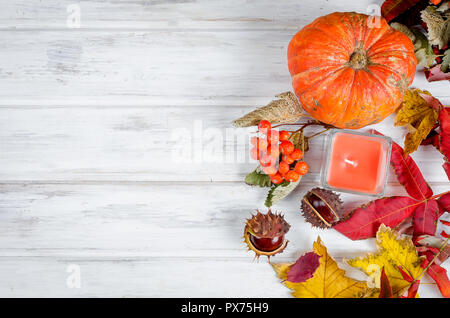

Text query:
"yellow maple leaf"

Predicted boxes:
[[347, 225, 424, 297], [272, 237, 370, 298], [395, 89, 439, 155]]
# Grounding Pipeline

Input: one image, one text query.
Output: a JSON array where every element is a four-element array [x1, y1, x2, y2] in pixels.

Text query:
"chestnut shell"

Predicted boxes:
[[243, 210, 290, 259], [301, 188, 344, 228]]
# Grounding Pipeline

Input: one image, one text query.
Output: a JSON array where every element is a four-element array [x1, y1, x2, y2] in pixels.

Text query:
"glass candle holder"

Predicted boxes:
[[321, 129, 392, 197]]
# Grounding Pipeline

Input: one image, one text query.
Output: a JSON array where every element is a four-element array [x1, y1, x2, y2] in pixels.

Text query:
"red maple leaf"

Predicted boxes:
[[413, 200, 440, 236], [333, 196, 418, 240], [438, 193, 450, 212], [334, 136, 447, 240], [390, 141, 433, 200]]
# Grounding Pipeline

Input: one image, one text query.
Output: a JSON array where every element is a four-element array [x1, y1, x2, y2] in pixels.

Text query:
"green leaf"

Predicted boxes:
[[441, 49, 450, 73], [244, 166, 272, 187], [265, 178, 301, 207]]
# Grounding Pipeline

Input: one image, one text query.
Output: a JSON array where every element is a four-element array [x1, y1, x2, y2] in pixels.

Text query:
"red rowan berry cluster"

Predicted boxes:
[[250, 120, 309, 185]]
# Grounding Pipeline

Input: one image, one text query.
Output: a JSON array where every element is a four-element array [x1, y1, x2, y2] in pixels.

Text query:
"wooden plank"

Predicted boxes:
[[0, 183, 449, 258], [0, 256, 443, 297], [0, 106, 447, 182], [0, 30, 447, 106], [1, 0, 380, 30], [0, 182, 447, 297], [0, 256, 291, 297]]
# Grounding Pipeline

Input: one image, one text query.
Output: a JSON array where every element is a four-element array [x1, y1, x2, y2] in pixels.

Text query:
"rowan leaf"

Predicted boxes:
[[381, 0, 422, 22], [244, 166, 272, 187], [395, 89, 440, 155], [390, 140, 434, 200], [333, 196, 419, 240], [264, 132, 305, 206], [413, 200, 440, 236], [348, 225, 425, 296], [289, 131, 309, 152], [233, 92, 305, 127], [273, 237, 370, 298], [265, 178, 301, 207], [286, 252, 321, 283]]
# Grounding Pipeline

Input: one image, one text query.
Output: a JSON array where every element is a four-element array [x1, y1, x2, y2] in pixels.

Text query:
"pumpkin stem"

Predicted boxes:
[[348, 48, 369, 70]]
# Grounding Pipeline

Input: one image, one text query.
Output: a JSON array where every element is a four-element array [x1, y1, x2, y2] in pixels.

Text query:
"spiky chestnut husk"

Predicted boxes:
[[243, 209, 290, 260], [301, 188, 344, 228]]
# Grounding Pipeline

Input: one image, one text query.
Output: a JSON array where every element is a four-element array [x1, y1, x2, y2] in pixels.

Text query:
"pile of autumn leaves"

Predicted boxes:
[[272, 89, 450, 298]]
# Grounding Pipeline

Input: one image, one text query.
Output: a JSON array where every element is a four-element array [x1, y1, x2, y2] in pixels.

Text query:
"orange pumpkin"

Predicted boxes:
[[288, 12, 417, 129]]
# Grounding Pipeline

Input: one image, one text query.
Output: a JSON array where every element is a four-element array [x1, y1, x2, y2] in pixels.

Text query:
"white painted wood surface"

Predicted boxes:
[[0, 0, 448, 298]]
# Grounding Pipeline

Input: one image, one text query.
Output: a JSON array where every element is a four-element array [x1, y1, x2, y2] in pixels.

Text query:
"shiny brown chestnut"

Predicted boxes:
[[243, 210, 290, 260], [301, 188, 344, 228]]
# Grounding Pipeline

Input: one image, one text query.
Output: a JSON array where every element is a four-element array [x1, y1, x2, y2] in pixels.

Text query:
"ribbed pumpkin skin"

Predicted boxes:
[[288, 12, 417, 129]]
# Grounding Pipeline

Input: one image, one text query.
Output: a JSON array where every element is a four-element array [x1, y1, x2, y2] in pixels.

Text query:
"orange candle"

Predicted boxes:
[[322, 130, 391, 196]]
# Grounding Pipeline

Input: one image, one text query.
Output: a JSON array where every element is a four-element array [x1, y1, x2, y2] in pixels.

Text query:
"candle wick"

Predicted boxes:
[[344, 158, 357, 167]]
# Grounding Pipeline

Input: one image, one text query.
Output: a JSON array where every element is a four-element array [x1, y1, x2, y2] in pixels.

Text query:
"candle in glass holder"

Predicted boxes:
[[321, 130, 392, 196]]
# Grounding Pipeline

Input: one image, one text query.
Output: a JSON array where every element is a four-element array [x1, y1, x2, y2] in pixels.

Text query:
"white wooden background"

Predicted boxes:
[[0, 0, 448, 298]]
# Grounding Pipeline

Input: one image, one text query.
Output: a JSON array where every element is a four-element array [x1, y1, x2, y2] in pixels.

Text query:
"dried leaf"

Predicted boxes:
[[391, 23, 438, 67], [421, 6, 450, 49], [413, 200, 440, 236], [390, 22, 416, 40], [333, 196, 419, 240], [412, 28, 439, 68], [232, 92, 305, 127], [286, 252, 321, 283], [395, 89, 439, 155], [348, 225, 425, 296], [425, 64, 450, 81], [381, 0, 422, 22], [390, 139, 434, 200], [438, 107, 450, 159], [289, 130, 309, 152], [274, 237, 370, 298], [442, 49, 450, 72], [244, 166, 272, 187], [438, 192, 450, 212], [415, 235, 450, 265], [444, 162, 450, 180]]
